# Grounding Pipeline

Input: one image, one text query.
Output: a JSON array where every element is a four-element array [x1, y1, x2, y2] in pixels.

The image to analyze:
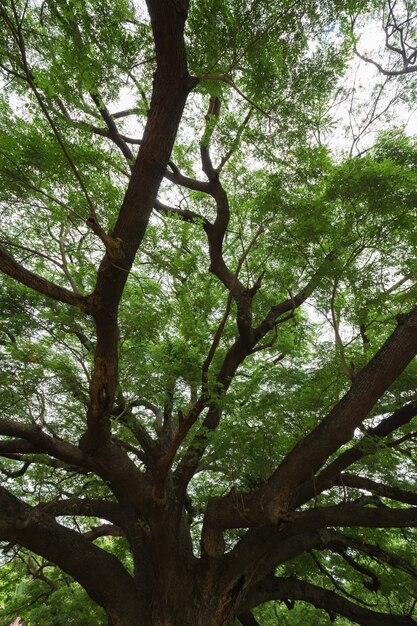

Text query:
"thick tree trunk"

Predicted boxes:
[[106, 603, 233, 626]]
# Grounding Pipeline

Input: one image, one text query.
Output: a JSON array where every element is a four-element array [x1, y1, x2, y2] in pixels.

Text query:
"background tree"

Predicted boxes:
[[1, 0, 417, 625]]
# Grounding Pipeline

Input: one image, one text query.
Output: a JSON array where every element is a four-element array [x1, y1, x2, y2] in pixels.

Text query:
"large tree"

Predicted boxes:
[[1, 0, 417, 624]]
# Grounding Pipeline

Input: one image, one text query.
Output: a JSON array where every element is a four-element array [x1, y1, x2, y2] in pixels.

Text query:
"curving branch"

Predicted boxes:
[[320, 529, 417, 581], [0, 246, 89, 309], [294, 400, 417, 506], [0, 459, 31, 478], [0, 485, 138, 623], [242, 575, 416, 625], [354, 45, 417, 76], [334, 473, 417, 506], [174, 251, 340, 502], [353, 1, 417, 77], [164, 160, 211, 193], [83, 523, 125, 541], [0, 420, 90, 468], [90, 92, 135, 164]]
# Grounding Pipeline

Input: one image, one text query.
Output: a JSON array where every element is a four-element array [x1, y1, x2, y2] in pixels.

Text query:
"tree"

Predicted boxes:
[[1, 0, 417, 624]]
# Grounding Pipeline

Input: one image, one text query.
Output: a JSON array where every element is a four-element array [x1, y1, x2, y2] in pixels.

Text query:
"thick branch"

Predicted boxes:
[[243, 575, 416, 625], [79, 0, 196, 453], [83, 523, 125, 541], [37, 498, 133, 528], [294, 400, 417, 506], [0, 421, 89, 468], [0, 439, 36, 454], [0, 247, 88, 309], [290, 503, 417, 534], [261, 308, 417, 508], [0, 486, 138, 621], [202, 485, 417, 560]]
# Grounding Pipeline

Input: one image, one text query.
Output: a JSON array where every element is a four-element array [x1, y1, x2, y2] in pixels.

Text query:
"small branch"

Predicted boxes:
[[27, 552, 58, 592], [201, 291, 233, 391], [323, 528, 417, 580], [111, 107, 141, 119], [154, 199, 210, 227], [83, 523, 125, 541], [254, 250, 337, 341], [90, 93, 135, 164], [0, 6, 117, 251], [58, 226, 80, 294], [199, 74, 270, 117], [335, 472, 417, 506], [330, 277, 355, 380], [217, 109, 252, 172], [0, 460, 31, 478], [310, 550, 379, 604]]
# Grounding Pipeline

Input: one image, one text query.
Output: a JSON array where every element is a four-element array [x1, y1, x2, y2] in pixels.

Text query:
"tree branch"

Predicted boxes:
[[154, 199, 210, 227], [238, 611, 261, 626], [335, 473, 417, 506], [90, 93, 135, 164], [0, 420, 90, 468], [83, 523, 125, 541], [321, 529, 417, 580], [260, 307, 417, 509], [294, 400, 417, 506], [0, 246, 89, 309], [243, 575, 416, 625], [78, 0, 196, 454], [0, 485, 137, 622]]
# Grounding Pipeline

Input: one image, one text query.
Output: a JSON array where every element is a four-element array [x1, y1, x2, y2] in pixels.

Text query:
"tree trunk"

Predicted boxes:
[[104, 579, 242, 626]]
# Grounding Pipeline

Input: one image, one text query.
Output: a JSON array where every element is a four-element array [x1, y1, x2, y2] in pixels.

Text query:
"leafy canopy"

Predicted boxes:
[[1, 0, 417, 625]]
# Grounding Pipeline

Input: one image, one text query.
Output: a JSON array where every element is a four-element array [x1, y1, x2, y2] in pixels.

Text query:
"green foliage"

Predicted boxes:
[[0, 556, 105, 626], [1, 0, 417, 624]]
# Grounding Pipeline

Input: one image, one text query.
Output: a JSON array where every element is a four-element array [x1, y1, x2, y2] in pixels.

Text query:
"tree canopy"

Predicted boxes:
[[1, 0, 417, 625]]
